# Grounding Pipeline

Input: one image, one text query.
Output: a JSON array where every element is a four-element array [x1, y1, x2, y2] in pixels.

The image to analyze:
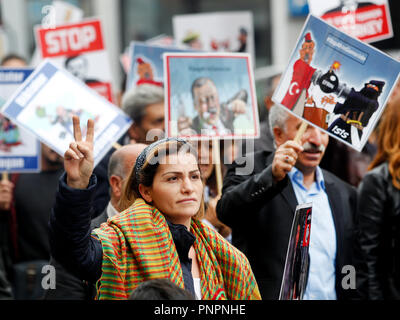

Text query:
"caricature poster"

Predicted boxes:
[[172, 11, 255, 61], [279, 203, 313, 300], [35, 18, 114, 102], [164, 52, 259, 140], [272, 14, 400, 152], [1, 60, 132, 167], [0, 68, 41, 172], [126, 42, 190, 91], [308, 0, 393, 43]]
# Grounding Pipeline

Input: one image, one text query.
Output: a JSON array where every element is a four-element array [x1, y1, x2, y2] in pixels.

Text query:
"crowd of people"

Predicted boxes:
[[0, 33, 399, 301]]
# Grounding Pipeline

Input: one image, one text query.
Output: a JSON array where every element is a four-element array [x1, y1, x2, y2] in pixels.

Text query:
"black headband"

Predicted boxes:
[[133, 137, 189, 185]]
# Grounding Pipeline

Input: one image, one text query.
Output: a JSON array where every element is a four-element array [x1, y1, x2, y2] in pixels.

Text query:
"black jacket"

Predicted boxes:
[[44, 209, 108, 300], [357, 162, 400, 299], [216, 150, 357, 300]]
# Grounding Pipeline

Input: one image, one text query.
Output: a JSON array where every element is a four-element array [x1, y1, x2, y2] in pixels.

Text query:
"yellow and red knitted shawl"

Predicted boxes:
[[92, 198, 261, 300]]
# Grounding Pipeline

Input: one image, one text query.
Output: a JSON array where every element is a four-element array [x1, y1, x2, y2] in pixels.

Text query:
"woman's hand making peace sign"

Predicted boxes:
[[64, 115, 95, 189]]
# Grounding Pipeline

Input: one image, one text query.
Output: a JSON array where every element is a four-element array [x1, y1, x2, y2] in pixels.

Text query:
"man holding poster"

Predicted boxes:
[[217, 105, 358, 300]]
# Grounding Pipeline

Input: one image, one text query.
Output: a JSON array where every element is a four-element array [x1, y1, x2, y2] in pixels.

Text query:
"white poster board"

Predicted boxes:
[[1, 60, 132, 166]]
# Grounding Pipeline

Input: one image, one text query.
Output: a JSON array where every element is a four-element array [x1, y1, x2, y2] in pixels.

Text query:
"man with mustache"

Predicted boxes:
[[217, 105, 358, 300]]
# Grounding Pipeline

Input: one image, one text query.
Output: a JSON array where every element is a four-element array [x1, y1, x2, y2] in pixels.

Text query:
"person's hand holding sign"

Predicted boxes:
[[272, 141, 303, 181], [64, 115, 94, 189], [271, 122, 307, 182]]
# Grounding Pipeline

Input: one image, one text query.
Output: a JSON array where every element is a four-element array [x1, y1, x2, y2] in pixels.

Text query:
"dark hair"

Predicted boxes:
[[119, 138, 205, 219], [129, 279, 195, 300], [1, 54, 27, 66], [191, 77, 215, 100]]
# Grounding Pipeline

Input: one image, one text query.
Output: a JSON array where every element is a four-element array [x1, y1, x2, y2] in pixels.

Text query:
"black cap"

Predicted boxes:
[[367, 80, 385, 92]]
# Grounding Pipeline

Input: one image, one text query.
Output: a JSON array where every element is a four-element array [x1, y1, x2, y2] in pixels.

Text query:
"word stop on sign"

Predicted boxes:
[[45, 25, 96, 55]]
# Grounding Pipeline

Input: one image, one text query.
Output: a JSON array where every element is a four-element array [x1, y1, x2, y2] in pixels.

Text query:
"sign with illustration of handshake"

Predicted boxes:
[[272, 14, 400, 152]]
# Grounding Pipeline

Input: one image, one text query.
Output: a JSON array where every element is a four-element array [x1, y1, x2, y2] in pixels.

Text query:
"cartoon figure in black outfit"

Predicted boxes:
[[328, 80, 385, 144]]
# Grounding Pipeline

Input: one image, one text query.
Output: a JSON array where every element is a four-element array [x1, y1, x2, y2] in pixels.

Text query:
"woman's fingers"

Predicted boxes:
[[76, 143, 92, 160], [64, 148, 80, 160], [85, 118, 94, 143], [72, 116, 82, 142], [69, 142, 84, 158]]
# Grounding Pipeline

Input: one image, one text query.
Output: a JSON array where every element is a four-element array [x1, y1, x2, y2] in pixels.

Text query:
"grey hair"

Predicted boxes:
[[107, 150, 126, 181], [122, 84, 164, 124], [268, 104, 290, 139]]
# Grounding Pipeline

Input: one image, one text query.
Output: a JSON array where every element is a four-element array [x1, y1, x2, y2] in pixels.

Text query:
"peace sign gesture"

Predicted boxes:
[[64, 115, 95, 189]]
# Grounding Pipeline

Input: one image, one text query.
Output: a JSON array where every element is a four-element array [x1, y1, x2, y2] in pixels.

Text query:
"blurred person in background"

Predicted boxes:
[[0, 54, 27, 68], [0, 54, 29, 299], [356, 94, 400, 299], [241, 73, 281, 156], [129, 279, 195, 300], [3, 144, 64, 299], [121, 84, 165, 144], [196, 140, 231, 240]]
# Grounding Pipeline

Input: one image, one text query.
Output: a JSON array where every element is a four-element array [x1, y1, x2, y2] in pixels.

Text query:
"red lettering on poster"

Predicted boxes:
[[321, 4, 392, 42], [87, 82, 113, 103], [37, 20, 104, 58], [302, 209, 311, 247]]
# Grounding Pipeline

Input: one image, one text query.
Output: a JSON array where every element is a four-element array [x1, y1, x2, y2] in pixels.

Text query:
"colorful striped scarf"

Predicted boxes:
[[92, 198, 261, 300]]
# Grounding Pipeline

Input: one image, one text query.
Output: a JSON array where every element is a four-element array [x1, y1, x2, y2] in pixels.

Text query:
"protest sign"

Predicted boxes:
[[308, 0, 393, 43], [0, 68, 41, 172], [279, 203, 313, 300], [35, 18, 114, 102], [164, 52, 259, 140], [126, 42, 190, 91], [272, 14, 400, 152], [52, 0, 84, 25], [146, 34, 175, 47], [30, 0, 84, 68], [0, 60, 132, 167], [172, 11, 255, 60]]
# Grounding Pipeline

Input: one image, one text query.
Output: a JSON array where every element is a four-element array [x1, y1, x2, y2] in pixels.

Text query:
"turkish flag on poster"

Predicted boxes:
[[35, 19, 114, 102], [308, 0, 393, 43]]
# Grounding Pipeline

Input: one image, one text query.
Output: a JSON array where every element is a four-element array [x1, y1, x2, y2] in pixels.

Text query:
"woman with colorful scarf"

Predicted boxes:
[[49, 116, 261, 300]]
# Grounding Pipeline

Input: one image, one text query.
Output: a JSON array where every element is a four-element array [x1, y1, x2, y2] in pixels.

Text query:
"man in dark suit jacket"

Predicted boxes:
[[44, 143, 146, 300], [217, 105, 358, 300]]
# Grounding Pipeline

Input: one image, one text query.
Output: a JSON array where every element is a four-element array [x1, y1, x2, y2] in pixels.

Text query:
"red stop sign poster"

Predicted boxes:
[[35, 19, 114, 103]]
